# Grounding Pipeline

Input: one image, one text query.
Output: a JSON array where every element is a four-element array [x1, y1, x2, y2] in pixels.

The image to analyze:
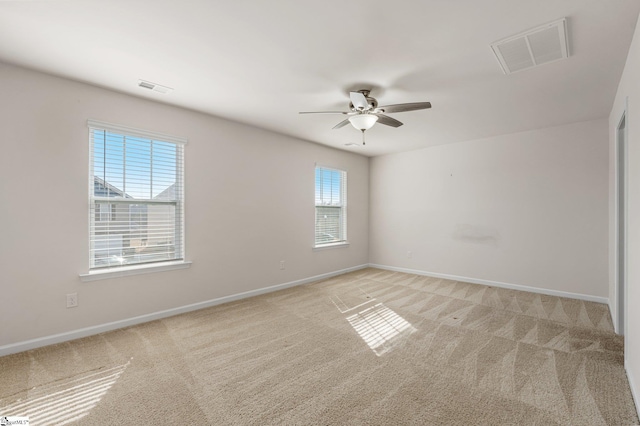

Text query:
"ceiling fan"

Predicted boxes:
[[299, 90, 432, 145]]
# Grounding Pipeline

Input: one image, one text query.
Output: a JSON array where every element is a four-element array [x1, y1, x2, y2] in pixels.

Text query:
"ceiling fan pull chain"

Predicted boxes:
[[362, 129, 366, 145]]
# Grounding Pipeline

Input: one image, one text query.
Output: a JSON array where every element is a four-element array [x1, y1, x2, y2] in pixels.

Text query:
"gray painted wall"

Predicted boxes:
[[369, 119, 609, 299], [0, 62, 369, 347]]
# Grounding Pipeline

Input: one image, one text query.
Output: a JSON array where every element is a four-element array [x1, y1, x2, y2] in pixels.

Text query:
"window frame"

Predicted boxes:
[[81, 120, 189, 281], [314, 165, 348, 249]]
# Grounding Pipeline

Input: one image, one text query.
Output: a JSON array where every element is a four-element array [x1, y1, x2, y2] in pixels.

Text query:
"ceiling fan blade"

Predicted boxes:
[[376, 102, 432, 114], [375, 114, 403, 128], [332, 118, 351, 129], [299, 111, 348, 114], [350, 91, 370, 111]]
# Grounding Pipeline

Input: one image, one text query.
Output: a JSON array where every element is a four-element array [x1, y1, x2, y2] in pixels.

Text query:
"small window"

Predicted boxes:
[[88, 120, 185, 270], [94, 203, 116, 222], [315, 166, 347, 247]]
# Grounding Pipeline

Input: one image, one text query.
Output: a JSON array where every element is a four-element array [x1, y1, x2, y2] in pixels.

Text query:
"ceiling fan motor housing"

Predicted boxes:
[[349, 96, 378, 112]]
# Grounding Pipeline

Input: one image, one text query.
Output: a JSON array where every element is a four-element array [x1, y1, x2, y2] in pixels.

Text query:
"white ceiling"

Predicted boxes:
[[1, 0, 638, 156]]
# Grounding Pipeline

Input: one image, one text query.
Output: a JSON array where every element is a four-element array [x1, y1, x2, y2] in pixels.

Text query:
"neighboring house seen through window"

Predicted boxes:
[[315, 166, 347, 247], [88, 120, 185, 270]]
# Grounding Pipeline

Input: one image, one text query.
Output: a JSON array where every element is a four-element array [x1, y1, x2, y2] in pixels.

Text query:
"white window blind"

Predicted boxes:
[[315, 166, 347, 246], [88, 120, 185, 270]]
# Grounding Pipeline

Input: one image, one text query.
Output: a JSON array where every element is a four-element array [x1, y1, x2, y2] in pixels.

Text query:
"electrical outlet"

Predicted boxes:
[[66, 293, 78, 308], [407, 251, 413, 259], [280, 261, 285, 270]]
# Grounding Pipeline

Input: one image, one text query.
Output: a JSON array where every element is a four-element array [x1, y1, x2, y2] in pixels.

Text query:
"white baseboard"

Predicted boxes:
[[627, 360, 640, 419], [368, 264, 609, 304], [0, 264, 368, 357]]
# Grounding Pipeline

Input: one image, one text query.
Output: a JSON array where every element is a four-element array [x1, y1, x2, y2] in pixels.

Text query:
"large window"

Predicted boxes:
[[315, 166, 347, 247], [88, 120, 185, 270]]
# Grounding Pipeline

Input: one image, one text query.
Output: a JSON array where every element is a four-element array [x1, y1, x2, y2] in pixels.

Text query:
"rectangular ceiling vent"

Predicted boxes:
[[491, 18, 569, 74], [138, 79, 173, 94]]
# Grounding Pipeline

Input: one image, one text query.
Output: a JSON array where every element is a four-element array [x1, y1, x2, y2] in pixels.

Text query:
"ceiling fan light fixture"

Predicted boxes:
[[348, 114, 378, 131]]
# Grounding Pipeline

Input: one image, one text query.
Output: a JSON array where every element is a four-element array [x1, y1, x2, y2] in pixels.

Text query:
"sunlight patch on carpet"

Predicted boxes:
[[0, 360, 130, 425], [346, 303, 417, 356]]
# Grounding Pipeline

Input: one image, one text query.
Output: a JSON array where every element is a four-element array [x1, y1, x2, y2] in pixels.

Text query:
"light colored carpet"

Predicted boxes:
[[1, 268, 638, 425]]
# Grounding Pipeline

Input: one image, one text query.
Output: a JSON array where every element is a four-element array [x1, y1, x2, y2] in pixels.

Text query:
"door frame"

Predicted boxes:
[[615, 100, 628, 335]]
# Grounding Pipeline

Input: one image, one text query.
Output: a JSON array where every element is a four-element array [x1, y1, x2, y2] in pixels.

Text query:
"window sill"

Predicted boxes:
[[79, 260, 192, 282], [313, 242, 350, 251]]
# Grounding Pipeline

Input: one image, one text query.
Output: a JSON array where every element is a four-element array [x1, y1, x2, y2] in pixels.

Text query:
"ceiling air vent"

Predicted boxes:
[[491, 18, 569, 74], [137, 79, 173, 94]]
